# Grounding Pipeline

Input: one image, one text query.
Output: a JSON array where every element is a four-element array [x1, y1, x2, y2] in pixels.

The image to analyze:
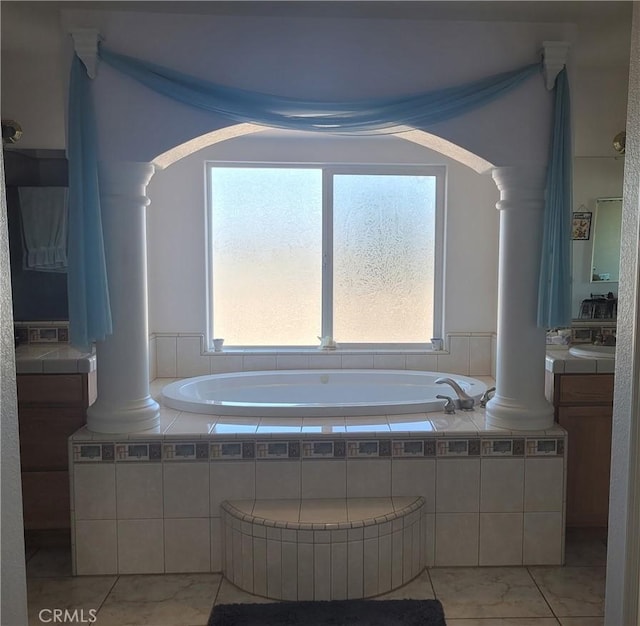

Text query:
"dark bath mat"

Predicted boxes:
[[208, 598, 446, 625]]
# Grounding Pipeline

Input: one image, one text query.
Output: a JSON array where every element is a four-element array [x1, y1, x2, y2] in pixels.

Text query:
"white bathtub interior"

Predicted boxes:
[[161, 369, 487, 416]]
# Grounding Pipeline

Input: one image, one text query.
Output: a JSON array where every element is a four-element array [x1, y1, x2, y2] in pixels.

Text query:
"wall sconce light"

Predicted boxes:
[[2, 119, 22, 144], [613, 131, 626, 155]]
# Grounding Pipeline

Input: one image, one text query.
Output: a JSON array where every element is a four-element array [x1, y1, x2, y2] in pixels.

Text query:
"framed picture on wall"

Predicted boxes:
[[572, 211, 592, 240]]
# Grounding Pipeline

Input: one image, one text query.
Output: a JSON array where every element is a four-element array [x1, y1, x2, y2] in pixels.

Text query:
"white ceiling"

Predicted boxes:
[[4, 0, 632, 69], [2, 1, 633, 58], [2, 0, 634, 23]]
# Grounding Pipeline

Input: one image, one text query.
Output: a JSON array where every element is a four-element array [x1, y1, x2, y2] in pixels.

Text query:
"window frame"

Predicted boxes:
[[205, 161, 446, 351]]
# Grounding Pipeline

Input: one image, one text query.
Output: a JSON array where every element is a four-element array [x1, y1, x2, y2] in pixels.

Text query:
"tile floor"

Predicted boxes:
[[24, 528, 607, 626]]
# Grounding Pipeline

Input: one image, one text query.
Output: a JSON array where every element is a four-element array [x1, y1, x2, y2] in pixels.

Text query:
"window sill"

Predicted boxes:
[[206, 347, 446, 356]]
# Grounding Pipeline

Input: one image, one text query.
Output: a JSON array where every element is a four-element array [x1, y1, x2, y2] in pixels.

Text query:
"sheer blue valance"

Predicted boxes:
[[98, 47, 542, 133], [67, 45, 571, 348]]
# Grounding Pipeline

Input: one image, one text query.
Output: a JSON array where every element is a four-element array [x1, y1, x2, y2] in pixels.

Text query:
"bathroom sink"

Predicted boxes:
[[569, 345, 615, 359]]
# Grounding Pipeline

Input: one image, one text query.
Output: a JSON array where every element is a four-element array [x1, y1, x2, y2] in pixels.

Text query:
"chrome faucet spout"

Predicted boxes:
[[435, 377, 475, 410], [480, 386, 496, 408]]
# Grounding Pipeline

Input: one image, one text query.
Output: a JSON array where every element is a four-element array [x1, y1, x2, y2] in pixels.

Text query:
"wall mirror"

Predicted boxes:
[[591, 197, 622, 283]]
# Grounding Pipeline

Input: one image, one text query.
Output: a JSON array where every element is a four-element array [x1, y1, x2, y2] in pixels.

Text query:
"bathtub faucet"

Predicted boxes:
[[480, 386, 496, 408], [436, 395, 456, 414], [434, 377, 475, 410]]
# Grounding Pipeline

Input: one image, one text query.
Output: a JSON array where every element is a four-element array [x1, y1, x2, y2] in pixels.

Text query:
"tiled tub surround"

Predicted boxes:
[[221, 496, 426, 600], [69, 378, 566, 586], [149, 332, 497, 381]]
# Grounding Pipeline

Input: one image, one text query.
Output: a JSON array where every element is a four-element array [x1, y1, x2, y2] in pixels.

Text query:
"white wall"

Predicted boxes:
[[606, 4, 640, 623], [572, 66, 630, 158], [147, 130, 499, 338], [0, 150, 28, 625], [61, 10, 571, 167], [0, 2, 68, 149]]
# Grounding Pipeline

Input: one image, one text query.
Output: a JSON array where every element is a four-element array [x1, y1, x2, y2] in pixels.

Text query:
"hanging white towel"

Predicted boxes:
[[18, 187, 68, 272]]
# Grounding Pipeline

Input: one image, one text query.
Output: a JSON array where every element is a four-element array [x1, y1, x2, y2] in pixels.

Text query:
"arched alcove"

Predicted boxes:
[[146, 125, 499, 344], [152, 123, 495, 174]]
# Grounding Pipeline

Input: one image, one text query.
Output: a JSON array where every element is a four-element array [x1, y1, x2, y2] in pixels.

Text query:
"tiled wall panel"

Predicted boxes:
[[480, 458, 525, 512], [479, 512, 523, 566], [436, 458, 480, 513], [149, 332, 496, 381], [523, 511, 564, 565], [70, 433, 565, 578], [164, 518, 211, 573], [117, 519, 164, 574], [302, 459, 347, 499], [73, 464, 116, 520], [435, 512, 480, 566], [74, 519, 118, 575], [163, 462, 209, 518], [116, 464, 163, 519]]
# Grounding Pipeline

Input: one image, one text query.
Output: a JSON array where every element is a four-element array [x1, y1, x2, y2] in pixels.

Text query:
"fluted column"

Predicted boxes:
[[86, 161, 159, 433], [485, 166, 554, 431]]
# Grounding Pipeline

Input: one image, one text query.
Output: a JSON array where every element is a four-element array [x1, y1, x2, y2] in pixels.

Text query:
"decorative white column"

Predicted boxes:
[[86, 161, 159, 433], [485, 166, 554, 431]]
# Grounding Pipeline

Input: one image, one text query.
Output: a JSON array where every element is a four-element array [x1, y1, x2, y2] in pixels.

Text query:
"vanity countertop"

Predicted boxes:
[[15, 344, 96, 374], [545, 346, 615, 374]]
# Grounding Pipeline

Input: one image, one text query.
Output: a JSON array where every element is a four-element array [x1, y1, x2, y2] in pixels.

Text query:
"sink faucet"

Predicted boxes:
[[435, 377, 475, 410]]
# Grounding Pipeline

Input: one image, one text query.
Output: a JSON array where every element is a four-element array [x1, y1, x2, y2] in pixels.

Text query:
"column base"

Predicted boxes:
[[86, 396, 160, 434], [485, 394, 554, 431]]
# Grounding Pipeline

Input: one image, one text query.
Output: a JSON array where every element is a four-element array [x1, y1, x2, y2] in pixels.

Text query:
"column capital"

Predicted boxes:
[[99, 161, 156, 189], [70, 28, 102, 79], [99, 161, 156, 208], [491, 165, 547, 212], [542, 41, 570, 90]]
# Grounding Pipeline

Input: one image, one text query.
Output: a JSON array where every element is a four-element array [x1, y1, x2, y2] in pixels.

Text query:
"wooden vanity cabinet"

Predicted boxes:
[[546, 372, 614, 528], [17, 372, 96, 530]]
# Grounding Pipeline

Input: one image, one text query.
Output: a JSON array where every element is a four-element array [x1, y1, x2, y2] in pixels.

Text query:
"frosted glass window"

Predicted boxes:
[[210, 167, 322, 345], [333, 175, 436, 343], [207, 163, 443, 348]]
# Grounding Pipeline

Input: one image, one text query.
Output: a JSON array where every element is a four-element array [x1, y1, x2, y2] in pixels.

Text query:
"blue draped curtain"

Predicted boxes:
[[67, 46, 571, 348], [67, 55, 112, 348], [98, 47, 541, 132], [537, 68, 573, 329]]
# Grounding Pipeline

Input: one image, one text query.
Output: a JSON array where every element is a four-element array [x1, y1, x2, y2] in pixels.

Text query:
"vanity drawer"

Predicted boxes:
[[17, 374, 87, 406], [558, 374, 614, 405]]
